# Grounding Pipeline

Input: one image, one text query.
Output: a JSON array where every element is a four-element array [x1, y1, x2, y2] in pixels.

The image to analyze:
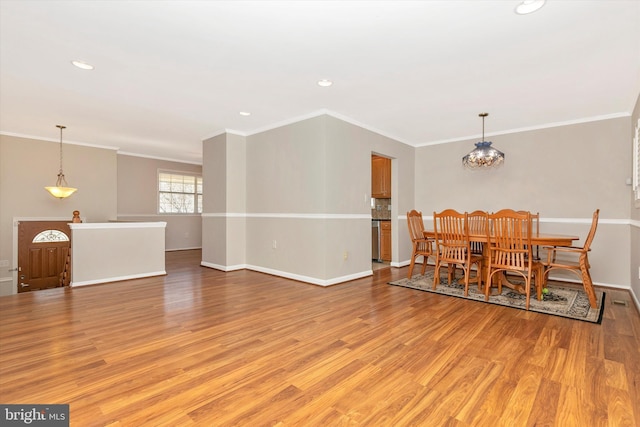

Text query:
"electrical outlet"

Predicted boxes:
[[343, 251, 348, 260], [638, 266, 640, 279], [272, 240, 277, 249]]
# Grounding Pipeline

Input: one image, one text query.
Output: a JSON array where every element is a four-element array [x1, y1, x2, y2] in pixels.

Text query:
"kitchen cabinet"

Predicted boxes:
[[371, 155, 391, 198], [380, 221, 391, 261]]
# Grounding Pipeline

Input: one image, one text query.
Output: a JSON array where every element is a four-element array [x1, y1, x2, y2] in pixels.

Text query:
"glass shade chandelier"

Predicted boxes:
[[45, 125, 77, 199], [515, 0, 546, 15], [462, 113, 505, 169]]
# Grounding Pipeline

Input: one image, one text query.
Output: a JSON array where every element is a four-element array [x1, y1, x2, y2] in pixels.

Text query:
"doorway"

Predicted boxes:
[[17, 221, 71, 292], [371, 154, 392, 270]]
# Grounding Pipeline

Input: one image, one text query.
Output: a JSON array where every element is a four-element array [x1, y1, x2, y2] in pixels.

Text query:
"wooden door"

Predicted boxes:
[[380, 221, 391, 261], [17, 221, 71, 293], [371, 155, 391, 198]]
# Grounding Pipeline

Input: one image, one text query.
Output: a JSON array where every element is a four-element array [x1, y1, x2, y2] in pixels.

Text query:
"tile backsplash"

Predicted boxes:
[[372, 198, 391, 220]]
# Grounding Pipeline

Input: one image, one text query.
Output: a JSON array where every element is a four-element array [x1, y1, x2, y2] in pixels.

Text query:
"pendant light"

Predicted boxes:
[[462, 113, 505, 169], [45, 125, 77, 199]]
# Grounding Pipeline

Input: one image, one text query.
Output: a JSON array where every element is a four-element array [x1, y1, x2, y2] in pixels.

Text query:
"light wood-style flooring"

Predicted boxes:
[[1, 249, 639, 426]]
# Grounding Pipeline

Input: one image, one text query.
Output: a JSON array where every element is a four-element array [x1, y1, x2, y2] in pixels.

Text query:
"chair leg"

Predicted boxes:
[[475, 261, 483, 292], [447, 264, 455, 285], [408, 255, 416, 279], [542, 268, 551, 292], [420, 256, 428, 275], [433, 260, 441, 288], [462, 265, 470, 296], [580, 265, 598, 308], [485, 270, 493, 301], [535, 265, 544, 301]]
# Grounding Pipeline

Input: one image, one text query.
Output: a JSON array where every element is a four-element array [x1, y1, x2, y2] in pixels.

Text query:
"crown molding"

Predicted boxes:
[[0, 130, 119, 151], [416, 112, 631, 147]]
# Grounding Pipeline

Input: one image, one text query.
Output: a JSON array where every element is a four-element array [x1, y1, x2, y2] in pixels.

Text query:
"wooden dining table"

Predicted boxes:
[[422, 230, 579, 247], [422, 230, 579, 293]]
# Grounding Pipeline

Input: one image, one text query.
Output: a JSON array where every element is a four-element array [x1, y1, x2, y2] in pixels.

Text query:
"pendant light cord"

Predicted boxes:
[[57, 125, 66, 175], [479, 113, 488, 141]]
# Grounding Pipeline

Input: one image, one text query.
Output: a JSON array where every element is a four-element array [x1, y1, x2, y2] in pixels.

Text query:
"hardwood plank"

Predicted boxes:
[[528, 377, 561, 427], [0, 249, 638, 426]]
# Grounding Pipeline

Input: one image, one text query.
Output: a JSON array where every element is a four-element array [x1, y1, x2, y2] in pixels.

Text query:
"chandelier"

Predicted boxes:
[[462, 113, 505, 169], [45, 125, 77, 199]]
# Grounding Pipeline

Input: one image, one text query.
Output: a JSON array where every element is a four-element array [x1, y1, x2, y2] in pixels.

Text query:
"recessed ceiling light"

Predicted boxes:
[[317, 79, 333, 87], [515, 0, 546, 15], [239, 111, 251, 116], [71, 60, 94, 70]]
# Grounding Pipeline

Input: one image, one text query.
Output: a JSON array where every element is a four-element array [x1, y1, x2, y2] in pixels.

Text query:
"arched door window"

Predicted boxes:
[[32, 229, 70, 243]]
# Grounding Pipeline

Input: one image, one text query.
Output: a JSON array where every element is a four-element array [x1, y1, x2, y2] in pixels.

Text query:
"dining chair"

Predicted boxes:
[[406, 210, 434, 278], [517, 210, 540, 260], [485, 209, 544, 310], [468, 210, 488, 256], [542, 209, 600, 308], [432, 209, 483, 296]]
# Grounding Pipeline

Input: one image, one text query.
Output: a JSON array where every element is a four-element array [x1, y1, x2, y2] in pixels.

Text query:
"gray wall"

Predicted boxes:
[[0, 135, 201, 295], [202, 114, 415, 284], [630, 95, 640, 303], [415, 116, 633, 289], [201, 132, 246, 269], [116, 154, 202, 251], [0, 134, 117, 295], [202, 112, 636, 293], [323, 116, 416, 268], [2, 104, 638, 300]]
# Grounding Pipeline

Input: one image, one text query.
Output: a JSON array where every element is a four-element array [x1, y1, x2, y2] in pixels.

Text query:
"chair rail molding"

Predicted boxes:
[[202, 212, 371, 219]]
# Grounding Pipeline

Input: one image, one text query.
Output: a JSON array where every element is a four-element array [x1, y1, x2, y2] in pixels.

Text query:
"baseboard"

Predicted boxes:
[[200, 261, 372, 286], [247, 265, 372, 286], [70, 270, 167, 287], [200, 261, 246, 272], [629, 287, 640, 315]]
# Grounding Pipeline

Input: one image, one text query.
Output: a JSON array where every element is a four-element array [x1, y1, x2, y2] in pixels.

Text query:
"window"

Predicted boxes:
[[634, 119, 640, 201], [33, 230, 69, 242], [158, 171, 203, 214]]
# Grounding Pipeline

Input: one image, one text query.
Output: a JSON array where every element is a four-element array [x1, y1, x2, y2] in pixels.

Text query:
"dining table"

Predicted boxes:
[[422, 230, 580, 294]]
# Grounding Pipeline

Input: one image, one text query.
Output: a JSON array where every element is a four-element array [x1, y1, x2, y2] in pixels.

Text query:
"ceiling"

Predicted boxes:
[[1, 1, 639, 164]]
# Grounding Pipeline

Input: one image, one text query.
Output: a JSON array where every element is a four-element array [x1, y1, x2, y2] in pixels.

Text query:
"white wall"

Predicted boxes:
[[70, 222, 166, 286]]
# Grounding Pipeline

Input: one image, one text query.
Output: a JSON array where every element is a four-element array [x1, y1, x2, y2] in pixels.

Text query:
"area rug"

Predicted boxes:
[[389, 271, 605, 324]]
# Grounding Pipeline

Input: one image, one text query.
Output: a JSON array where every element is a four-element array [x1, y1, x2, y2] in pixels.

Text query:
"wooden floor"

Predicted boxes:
[[1, 249, 639, 427]]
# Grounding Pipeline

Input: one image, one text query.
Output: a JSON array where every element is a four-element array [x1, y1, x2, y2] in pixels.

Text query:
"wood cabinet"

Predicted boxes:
[[380, 221, 391, 261], [371, 155, 391, 198]]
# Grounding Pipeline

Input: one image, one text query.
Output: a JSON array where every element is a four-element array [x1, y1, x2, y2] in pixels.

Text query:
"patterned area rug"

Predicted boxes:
[[389, 271, 605, 324]]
